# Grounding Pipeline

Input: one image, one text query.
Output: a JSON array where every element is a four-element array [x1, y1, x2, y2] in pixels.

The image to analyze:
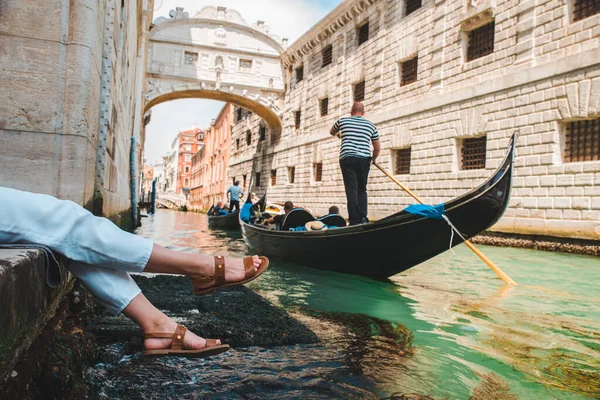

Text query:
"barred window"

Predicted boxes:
[[246, 130, 251, 146], [564, 119, 600, 162], [295, 110, 301, 129], [467, 22, 495, 62], [320, 98, 329, 117], [288, 167, 295, 184], [322, 45, 333, 68], [271, 169, 277, 186], [314, 163, 323, 182], [406, 0, 422, 16], [401, 56, 418, 86], [358, 22, 370, 46], [461, 136, 487, 170], [394, 148, 412, 174], [239, 59, 253, 72], [184, 51, 198, 65], [354, 80, 365, 102], [296, 65, 304, 82], [259, 126, 266, 141], [255, 172, 261, 187], [574, 0, 600, 21]]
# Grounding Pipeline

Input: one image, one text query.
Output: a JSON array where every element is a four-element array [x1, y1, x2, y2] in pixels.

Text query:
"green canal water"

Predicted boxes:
[[136, 210, 600, 399]]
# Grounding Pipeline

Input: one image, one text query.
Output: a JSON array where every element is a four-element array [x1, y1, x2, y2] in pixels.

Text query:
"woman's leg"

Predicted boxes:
[[70, 261, 218, 350]]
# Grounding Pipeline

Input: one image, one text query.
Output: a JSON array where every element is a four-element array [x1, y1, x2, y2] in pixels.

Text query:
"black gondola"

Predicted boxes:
[[240, 134, 516, 279], [208, 210, 240, 230]]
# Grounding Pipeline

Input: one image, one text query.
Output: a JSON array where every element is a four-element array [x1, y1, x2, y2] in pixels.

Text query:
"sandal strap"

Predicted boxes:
[[143, 324, 187, 351], [214, 255, 226, 286], [243, 257, 257, 279]]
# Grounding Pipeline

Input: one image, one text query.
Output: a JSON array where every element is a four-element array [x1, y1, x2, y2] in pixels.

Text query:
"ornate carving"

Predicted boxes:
[[213, 25, 227, 45]]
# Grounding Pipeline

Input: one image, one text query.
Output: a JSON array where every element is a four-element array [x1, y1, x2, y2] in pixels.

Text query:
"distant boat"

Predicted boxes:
[[208, 210, 240, 230], [240, 134, 516, 279]]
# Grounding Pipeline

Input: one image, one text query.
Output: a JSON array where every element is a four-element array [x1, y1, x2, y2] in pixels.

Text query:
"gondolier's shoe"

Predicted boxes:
[[141, 324, 230, 358], [191, 255, 270, 296]]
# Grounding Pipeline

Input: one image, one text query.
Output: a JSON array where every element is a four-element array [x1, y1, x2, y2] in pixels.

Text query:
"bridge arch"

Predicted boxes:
[[144, 6, 287, 134]]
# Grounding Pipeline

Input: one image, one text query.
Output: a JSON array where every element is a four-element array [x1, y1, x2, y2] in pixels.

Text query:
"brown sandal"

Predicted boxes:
[[191, 255, 270, 296], [141, 324, 229, 358]]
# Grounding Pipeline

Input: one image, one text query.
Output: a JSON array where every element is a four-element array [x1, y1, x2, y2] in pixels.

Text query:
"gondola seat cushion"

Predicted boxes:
[[280, 208, 316, 230], [317, 214, 347, 227]]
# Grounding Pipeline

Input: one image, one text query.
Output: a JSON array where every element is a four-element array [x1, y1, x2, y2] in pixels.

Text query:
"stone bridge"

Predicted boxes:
[[144, 6, 287, 135]]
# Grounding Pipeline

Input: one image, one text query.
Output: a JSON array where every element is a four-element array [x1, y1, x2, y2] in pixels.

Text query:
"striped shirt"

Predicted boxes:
[[332, 116, 379, 160]]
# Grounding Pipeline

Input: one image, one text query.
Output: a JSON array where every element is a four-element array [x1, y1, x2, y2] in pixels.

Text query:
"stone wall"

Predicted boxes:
[[228, 0, 600, 240]]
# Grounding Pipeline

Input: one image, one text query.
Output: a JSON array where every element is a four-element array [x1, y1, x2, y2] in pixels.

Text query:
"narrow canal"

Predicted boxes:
[[88, 210, 600, 399]]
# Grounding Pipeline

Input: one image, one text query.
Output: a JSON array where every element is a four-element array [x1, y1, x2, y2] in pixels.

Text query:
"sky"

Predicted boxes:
[[144, 0, 343, 165]]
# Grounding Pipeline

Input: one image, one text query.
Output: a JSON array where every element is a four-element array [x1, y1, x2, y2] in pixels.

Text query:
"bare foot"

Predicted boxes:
[[143, 320, 221, 351], [190, 255, 262, 290]]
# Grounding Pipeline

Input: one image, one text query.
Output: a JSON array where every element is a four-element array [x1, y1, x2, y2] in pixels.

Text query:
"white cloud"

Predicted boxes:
[[144, 0, 342, 165]]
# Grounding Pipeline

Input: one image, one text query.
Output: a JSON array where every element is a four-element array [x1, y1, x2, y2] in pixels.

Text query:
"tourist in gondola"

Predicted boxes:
[[0, 186, 270, 359], [330, 102, 380, 225], [328, 205, 340, 215], [227, 180, 243, 213], [264, 200, 294, 228], [211, 201, 228, 216]]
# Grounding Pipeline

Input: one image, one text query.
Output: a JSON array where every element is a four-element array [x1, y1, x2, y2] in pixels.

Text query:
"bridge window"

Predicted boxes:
[[320, 97, 329, 117], [322, 45, 333, 68], [239, 58, 253, 73], [574, 0, 600, 21], [288, 167, 295, 184], [467, 21, 495, 62], [246, 130, 252, 145], [296, 65, 304, 82], [393, 148, 412, 174], [353, 80, 365, 102], [460, 135, 487, 170], [294, 110, 301, 129], [271, 169, 277, 186], [184, 51, 198, 65], [259, 125, 266, 141], [400, 56, 418, 86], [563, 118, 600, 162], [358, 22, 370, 46], [313, 163, 323, 182], [255, 172, 261, 187]]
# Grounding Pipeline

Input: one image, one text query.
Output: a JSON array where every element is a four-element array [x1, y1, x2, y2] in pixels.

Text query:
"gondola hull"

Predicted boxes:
[[208, 211, 240, 230], [240, 135, 515, 278]]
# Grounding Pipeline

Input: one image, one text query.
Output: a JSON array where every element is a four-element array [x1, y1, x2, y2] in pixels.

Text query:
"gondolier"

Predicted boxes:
[[330, 102, 380, 225]]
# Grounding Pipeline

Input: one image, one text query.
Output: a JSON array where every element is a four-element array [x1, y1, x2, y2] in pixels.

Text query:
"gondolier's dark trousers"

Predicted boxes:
[[340, 156, 371, 225], [230, 200, 240, 213]]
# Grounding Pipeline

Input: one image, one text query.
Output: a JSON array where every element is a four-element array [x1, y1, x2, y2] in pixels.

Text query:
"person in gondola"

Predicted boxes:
[[0, 186, 270, 359], [212, 202, 228, 216], [328, 205, 340, 215], [227, 181, 243, 213], [330, 102, 380, 225], [264, 201, 293, 228]]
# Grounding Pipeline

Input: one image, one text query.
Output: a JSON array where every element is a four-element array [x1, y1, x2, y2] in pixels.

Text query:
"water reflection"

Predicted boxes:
[[131, 210, 599, 399]]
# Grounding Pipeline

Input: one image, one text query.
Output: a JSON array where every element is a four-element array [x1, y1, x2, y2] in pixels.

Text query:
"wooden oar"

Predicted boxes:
[[373, 162, 517, 286]]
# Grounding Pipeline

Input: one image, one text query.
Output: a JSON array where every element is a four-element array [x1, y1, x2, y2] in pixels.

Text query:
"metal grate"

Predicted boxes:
[[271, 169, 277, 186], [354, 80, 365, 102], [394, 148, 412, 174], [259, 126, 266, 141], [246, 130, 251, 145], [314, 163, 323, 182], [401, 56, 418, 86], [406, 0, 422, 16], [564, 119, 600, 162], [296, 65, 304, 82], [184, 51, 198, 65], [461, 136, 487, 170], [295, 110, 301, 129], [322, 45, 333, 68], [574, 0, 600, 21], [320, 98, 329, 116], [255, 172, 261, 187], [239, 59, 253, 72], [467, 22, 495, 62], [288, 167, 295, 184], [358, 22, 370, 46]]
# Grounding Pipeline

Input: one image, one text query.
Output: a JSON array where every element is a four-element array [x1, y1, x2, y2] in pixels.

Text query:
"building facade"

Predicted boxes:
[[228, 0, 600, 240], [175, 127, 205, 198], [190, 104, 234, 210]]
